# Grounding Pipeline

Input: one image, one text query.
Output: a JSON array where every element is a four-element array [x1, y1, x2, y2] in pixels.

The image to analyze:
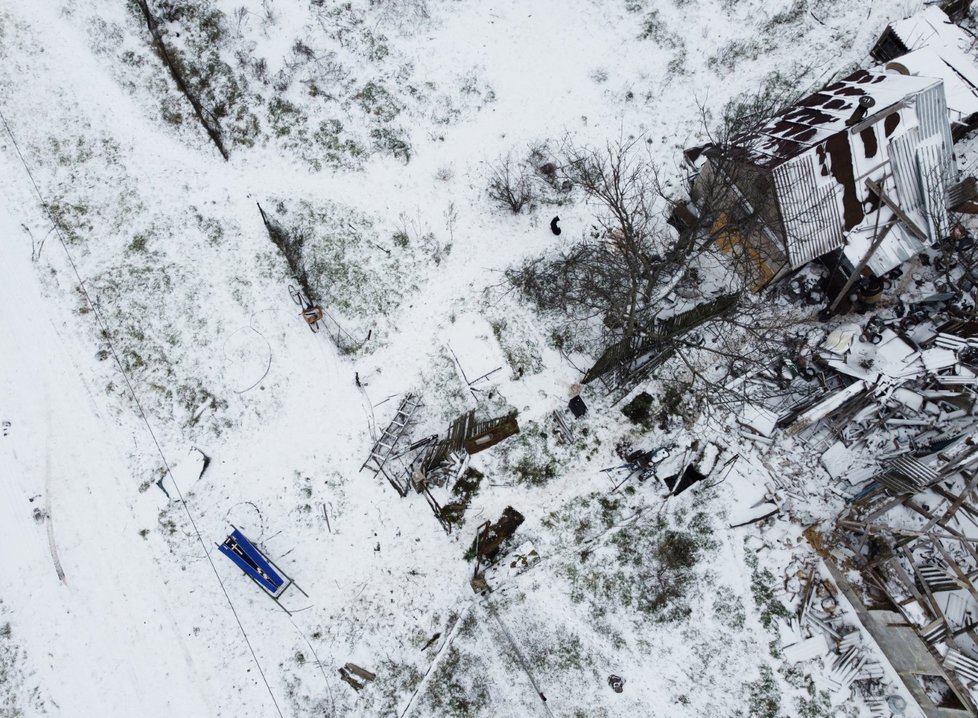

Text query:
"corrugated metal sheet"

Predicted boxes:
[[774, 153, 844, 267], [892, 124, 952, 243], [917, 137, 951, 239], [884, 454, 938, 486], [915, 81, 955, 176], [875, 471, 916, 494], [772, 77, 950, 268], [720, 68, 955, 274], [866, 220, 922, 275], [889, 127, 930, 230]]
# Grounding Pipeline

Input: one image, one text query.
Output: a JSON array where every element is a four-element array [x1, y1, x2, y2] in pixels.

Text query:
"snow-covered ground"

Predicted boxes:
[[0, 0, 939, 716]]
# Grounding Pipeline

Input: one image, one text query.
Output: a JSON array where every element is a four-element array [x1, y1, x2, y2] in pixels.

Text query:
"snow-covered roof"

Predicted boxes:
[[728, 67, 953, 270], [739, 69, 940, 169], [887, 48, 978, 123], [882, 7, 978, 126], [888, 6, 973, 57]]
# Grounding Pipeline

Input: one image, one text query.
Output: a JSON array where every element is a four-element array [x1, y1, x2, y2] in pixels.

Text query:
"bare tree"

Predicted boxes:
[[507, 79, 811, 397], [487, 152, 534, 214], [508, 137, 686, 344]]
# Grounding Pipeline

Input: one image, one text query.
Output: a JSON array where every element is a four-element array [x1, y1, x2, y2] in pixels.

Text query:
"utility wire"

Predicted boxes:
[[0, 107, 285, 718]]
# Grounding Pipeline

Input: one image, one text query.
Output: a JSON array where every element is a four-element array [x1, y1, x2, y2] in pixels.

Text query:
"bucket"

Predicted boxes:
[[859, 277, 885, 304]]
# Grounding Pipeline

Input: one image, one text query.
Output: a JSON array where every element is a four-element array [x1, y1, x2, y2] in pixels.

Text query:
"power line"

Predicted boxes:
[[0, 107, 285, 718]]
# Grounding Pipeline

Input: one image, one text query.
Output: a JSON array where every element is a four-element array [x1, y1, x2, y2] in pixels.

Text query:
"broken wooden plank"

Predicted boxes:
[[344, 663, 376, 682], [865, 177, 928, 241], [787, 380, 869, 435]]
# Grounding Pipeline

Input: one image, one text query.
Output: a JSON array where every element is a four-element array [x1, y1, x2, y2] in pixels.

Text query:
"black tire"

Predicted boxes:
[[288, 284, 304, 306]]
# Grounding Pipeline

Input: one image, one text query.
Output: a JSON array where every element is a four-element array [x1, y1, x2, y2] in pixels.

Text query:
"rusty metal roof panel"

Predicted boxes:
[[738, 70, 941, 168]]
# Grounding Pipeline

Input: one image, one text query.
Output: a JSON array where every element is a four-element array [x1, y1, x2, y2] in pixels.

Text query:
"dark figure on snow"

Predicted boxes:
[[550, 216, 561, 235], [355, 372, 361, 387]]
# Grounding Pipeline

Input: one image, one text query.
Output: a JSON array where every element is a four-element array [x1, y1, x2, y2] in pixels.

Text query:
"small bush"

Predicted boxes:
[[660, 381, 691, 422], [369, 126, 411, 162], [745, 549, 790, 629], [639, 10, 680, 47], [500, 421, 560, 486], [746, 665, 781, 718], [487, 153, 533, 214], [621, 391, 654, 425]]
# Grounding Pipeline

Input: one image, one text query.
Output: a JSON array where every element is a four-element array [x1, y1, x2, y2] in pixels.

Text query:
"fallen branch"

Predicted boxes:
[[131, 0, 229, 161]]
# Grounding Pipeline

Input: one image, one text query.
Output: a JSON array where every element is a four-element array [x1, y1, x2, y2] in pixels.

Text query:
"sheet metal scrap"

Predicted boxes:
[[786, 565, 892, 701], [834, 463, 978, 708], [782, 317, 978, 498]]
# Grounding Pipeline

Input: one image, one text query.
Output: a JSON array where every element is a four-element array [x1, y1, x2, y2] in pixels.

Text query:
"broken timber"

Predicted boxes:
[[865, 177, 928, 241], [421, 411, 520, 477], [583, 293, 739, 391]]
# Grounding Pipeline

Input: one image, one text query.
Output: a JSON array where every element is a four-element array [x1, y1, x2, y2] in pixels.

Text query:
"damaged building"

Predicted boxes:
[[736, 315, 978, 716], [872, 5, 978, 141], [693, 67, 958, 291]]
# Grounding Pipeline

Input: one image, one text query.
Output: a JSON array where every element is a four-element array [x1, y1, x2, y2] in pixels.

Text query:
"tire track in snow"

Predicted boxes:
[[43, 369, 66, 585]]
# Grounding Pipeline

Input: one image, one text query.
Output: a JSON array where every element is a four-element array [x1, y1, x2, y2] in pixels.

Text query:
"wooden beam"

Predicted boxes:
[[865, 177, 928, 241], [932, 539, 978, 607], [899, 546, 945, 625], [932, 484, 978, 524], [934, 470, 978, 533], [862, 492, 911, 523], [839, 518, 978, 547]]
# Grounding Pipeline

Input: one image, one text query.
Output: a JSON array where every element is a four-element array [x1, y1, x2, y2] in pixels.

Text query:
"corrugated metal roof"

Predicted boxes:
[[915, 81, 955, 167], [843, 206, 924, 276], [773, 153, 845, 267], [739, 69, 940, 168], [760, 73, 950, 268], [875, 471, 917, 494], [889, 127, 928, 221], [720, 65, 956, 279]]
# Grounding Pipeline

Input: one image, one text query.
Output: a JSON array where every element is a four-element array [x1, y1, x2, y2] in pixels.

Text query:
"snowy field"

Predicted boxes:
[[0, 1, 938, 716]]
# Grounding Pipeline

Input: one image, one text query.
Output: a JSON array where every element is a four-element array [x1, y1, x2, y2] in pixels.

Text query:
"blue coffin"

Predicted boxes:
[[219, 529, 285, 595]]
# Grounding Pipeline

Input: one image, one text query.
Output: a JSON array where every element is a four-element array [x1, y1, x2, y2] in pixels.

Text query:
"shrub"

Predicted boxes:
[[745, 549, 790, 629], [487, 153, 533, 214], [746, 665, 781, 718], [621, 391, 654, 425]]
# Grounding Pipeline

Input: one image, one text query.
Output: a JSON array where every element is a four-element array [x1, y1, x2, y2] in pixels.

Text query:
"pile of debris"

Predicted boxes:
[[779, 562, 910, 716], [737, 314, 978, 470], [360, 394, 520, 532], [731, 290, 978, 713]]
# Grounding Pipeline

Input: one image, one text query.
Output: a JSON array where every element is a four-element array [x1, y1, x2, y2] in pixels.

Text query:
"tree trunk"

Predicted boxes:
[[131, 0, 230, 161]]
